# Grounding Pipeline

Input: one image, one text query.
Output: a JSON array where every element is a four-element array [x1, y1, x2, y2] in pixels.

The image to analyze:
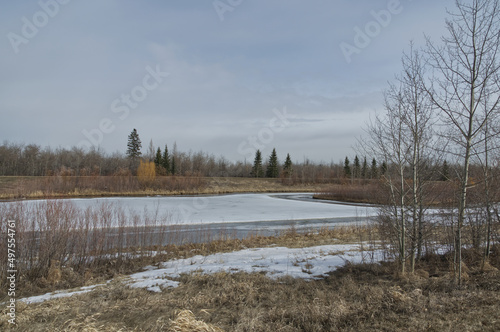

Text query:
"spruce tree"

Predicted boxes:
[[371, 158, 378, 179], [353, 155, 361, 178], [283, 153, 293, 178], [343, 157, 351, 178], [154, 147, 162, 167], [266, 148, 279, 178], [380, 161, 388, 176], [251, 150, 264, 178], [162, 145, 170, 175], [127, 129, 142, 172], [126, 129, 142, 160]]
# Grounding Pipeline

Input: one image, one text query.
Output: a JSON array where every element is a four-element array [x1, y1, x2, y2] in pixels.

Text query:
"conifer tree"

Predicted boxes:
[[127, 128, 142, 172], [380, 161, 387, 176], [154, 147, 162, 167], [353, 155, 361, 178], [343, 157, 351, 178], [126, 129, 142, 160], [162, 145, 170, 175], [371, 158, 378, 179], [283, 153, 293, 178], [251, 150, 264, 178], [266, 148, 279, 178]]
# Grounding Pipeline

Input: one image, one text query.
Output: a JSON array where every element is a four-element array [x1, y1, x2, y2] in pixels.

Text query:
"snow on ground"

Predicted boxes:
[[127, 244, 368, 285], [18, 243, 382, 304], [18, 284, 106, 305]]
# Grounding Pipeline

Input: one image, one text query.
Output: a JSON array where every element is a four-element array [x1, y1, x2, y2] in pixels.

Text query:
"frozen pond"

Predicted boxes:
[[60, 193, 376, 224], [3, 193, 378, 239]]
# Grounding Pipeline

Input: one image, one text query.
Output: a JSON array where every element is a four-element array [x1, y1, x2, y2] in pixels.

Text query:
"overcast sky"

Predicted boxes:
[[1, 0, 455, 163]]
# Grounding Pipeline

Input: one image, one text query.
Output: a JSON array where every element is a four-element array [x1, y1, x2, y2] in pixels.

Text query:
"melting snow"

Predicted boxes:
[[18, 243, 382, 304]]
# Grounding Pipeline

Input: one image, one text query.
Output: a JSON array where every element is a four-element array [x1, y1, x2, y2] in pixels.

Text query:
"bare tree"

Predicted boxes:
[[360, 44, 438, 274], [399, 45, 436, 272], [360, 87, 410, 273], [425, 0, 500, 283]]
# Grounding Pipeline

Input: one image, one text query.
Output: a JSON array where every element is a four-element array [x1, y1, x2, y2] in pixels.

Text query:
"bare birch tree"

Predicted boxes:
[[360, 86, 411, 273], [425, 0, 500, 284], [398, 45, 436, 272], [360, 45, 436, 274]]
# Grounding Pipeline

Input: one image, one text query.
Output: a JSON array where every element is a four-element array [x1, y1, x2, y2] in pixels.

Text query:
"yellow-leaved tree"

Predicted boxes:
[[137, 160, 156, 187]]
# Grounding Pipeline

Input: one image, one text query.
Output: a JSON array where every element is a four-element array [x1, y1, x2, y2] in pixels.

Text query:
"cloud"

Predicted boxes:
[[0, 0, 454, 162]]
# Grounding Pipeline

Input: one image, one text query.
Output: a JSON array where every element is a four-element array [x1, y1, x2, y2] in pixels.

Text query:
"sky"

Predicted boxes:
[[0, 0, 456, 163]]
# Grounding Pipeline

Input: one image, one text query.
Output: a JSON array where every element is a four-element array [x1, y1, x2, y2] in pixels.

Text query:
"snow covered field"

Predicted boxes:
[[19, 243, 382, 304]]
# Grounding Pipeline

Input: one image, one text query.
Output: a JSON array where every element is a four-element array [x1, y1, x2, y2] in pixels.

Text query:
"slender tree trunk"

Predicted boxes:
[[483, 121, 492, 266], [399, 164, 406, 274], [410, 106, 419, 273], [457, 134, 472, 285]]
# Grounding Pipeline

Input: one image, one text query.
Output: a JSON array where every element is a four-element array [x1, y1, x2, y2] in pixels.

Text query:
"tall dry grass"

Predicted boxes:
[[0, 175, 207, 199], [3, 258, 500, 331], [0, 200, 210, 297], [315, 181, 388, 204]]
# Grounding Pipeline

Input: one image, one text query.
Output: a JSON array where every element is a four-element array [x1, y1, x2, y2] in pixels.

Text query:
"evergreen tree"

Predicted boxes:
[[282, 153, 293, 178], [126, 129, 142, 160], [380, 161, 388, 176], [343, 157, 351, 178], [127, 129, 142, 172], [162, 145, 170, 175], [353, 155, 361, 178], [361, 157, 368, 179], [154, 147, 162, 167], [251, 150, 264, 178], [266, 148, 279, 178], [371, 158, 378, 179]]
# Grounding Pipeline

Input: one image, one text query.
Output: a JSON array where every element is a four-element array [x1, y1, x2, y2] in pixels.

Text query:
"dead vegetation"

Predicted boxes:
[[0, 176, 330, 200], [1, 247, 499, 331], [0, 217, 372, 300]]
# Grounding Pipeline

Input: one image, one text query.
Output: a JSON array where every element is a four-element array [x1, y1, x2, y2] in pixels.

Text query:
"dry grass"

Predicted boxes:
[[0, 176, 331, 200], [314, 181, 387, 205], [0, 219, 498, 331], [0, 221, 374, 300], [2, 253, 499, 331], [170, 310, 224, 332]]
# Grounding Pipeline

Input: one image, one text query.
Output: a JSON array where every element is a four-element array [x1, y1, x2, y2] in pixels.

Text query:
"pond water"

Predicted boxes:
[[4, 193, 377, 239]]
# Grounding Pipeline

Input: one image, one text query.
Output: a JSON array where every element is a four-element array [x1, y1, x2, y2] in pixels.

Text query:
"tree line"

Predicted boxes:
[[0, 137, 345, 182]]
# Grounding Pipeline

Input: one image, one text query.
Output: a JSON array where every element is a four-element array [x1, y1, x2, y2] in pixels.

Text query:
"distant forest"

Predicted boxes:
[[0, 139, 346, 181], [0, 138, 478, 184]]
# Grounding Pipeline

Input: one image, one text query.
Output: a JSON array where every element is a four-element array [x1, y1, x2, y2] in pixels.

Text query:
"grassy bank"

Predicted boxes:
[[2, 244, 499, 331], [0, 220, 371, 300], [0, 176, 332, 200]]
